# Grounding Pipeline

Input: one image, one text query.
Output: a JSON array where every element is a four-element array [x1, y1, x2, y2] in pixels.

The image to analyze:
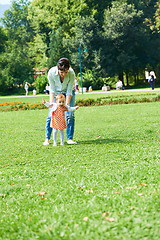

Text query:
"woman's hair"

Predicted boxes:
[[57, 58, 70, 70], [56, 94, 65, 101]]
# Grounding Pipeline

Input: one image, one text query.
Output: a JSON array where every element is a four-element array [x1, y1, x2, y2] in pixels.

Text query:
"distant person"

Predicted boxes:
[[33, 89, 36, 95], [75, 78, 79, 93], [148, 72, 156, 90], [116, 80, 123, 90], [44, 84, 50, 94], [42, 94, 79, 146], [24, 82, 29, 96], [88, 86, 92, 92]]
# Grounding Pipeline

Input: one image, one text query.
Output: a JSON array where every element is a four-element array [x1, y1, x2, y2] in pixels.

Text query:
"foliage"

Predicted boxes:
[[154, 1, 160, 32], [132, 0, 160, 33], [68, 15, 100, 73], [2, 0, 33, 43], [0, 101, 159, 239], [77, 69, 104, 90], [0, 42, 33, 90], [27, 0, 91, 67], [0, 27, 7, 53], [0, 0, 34, 90], [102, 2, 146, 80], [47, 28, 68, 69], [28, 34, 48, 69], [0, 101, 46, 111], [76, 93, 160, 106], [33, 74, 48, 94], [0, 0, 160, 93]]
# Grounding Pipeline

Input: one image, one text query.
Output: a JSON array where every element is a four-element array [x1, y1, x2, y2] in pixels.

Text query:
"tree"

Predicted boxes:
[[102, 1, 159, 85], [66, 15, 100, 73], [0, 41, 33, 89], [154, 1, 160, 32], [0, 0, 34, 90], [2, 0, 33, 44], [47, 28, 69, 69], [1, 0, 159, 91], [28, 0, 92, 69], [0, 27, 7, 53], [142, 0, 160, 33]]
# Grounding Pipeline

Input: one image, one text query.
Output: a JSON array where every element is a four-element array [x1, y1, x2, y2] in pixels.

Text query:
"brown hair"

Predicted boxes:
[[57, 58, 70, 70]]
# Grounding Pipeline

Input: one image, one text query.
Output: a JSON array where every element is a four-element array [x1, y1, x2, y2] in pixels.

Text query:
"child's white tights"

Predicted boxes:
[[53, 128, 64, 146]]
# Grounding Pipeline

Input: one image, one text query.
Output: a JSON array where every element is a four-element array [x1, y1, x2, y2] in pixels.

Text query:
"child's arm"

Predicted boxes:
[[42, 98, 53, 108], [66, 105, 79, 111]]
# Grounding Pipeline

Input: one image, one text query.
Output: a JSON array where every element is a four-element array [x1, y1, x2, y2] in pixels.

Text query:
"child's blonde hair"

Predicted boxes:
[[56, 94, 65, 101]]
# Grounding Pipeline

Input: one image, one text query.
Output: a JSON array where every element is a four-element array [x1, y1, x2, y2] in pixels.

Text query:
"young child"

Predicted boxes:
[[42, 94, 79, 146]]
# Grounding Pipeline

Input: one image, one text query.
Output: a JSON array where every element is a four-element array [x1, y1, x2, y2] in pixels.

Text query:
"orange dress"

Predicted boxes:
[[51, 106, 68, 130]]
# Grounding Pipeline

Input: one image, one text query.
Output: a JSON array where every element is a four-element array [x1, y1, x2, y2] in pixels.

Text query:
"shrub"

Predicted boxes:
[[77, 70, 104, 90], [0, 94, 160, 112], [34, 75, 48, 94]]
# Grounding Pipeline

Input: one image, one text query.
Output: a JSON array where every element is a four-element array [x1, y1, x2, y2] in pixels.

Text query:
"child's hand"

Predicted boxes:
[[75, 106, 79, 110], [42, 98, 46, 104]]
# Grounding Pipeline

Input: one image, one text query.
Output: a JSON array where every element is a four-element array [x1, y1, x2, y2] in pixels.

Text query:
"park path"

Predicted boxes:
[[0, 88, 160, 99]]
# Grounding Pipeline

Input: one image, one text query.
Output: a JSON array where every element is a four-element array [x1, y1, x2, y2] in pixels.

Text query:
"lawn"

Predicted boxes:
[[0, 98, 160, 239]]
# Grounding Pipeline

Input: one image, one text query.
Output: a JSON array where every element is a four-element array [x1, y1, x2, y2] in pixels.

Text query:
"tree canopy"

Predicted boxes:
[[0, 0, 160, 92]]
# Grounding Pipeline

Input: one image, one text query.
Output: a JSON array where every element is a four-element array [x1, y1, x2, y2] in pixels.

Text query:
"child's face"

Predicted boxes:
[[57, 98, 65, 107]]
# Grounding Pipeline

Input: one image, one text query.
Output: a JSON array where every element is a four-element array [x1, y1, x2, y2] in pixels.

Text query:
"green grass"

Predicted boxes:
[[0, 100, 160, 239]]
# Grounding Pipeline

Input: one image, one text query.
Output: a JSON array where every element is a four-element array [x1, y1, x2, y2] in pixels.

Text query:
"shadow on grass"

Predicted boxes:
[[77, 138, 127, 145]]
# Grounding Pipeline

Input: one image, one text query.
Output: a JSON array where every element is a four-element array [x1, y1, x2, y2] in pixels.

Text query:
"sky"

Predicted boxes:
[[0, 0, 11, 4], [0, 0, 32, 4]]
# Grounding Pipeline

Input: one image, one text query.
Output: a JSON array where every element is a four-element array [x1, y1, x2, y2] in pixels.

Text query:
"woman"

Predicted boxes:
[[148, 72, 156, 90], [43, 58, 77, 145], [24, 82, 29, 96]]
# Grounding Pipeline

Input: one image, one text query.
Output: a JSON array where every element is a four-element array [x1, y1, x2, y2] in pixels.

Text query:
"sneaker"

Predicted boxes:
[[67, 139, 77, 145], [43, 139, 50, 145]]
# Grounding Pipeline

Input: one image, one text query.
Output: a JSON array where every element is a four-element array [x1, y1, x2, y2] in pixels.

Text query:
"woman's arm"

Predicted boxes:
[[48, 68, 56, 103], [49, 91, 55, 103], [66, 95, 72, 105]]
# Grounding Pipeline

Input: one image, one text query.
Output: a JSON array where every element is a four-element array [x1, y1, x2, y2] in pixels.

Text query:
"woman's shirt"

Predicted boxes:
[[48, 66, 75, 96]]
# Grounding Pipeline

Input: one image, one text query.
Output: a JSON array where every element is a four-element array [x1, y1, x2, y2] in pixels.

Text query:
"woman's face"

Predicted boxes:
[[58, 69, 69, 78]]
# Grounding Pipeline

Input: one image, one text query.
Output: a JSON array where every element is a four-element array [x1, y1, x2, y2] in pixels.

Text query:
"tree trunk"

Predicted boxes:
[[126, 73, 129, 86], [134, 74, 137, 85]]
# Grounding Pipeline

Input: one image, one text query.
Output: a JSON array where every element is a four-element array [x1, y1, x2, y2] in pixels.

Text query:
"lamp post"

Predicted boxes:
[[78, 43, 88, 94], [78, 43, 83, 94]]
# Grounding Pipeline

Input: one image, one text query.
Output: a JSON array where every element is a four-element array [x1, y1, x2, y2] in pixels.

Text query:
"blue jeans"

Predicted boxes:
[[45, 91, 75, 140], [150, 81, 154, 90]]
